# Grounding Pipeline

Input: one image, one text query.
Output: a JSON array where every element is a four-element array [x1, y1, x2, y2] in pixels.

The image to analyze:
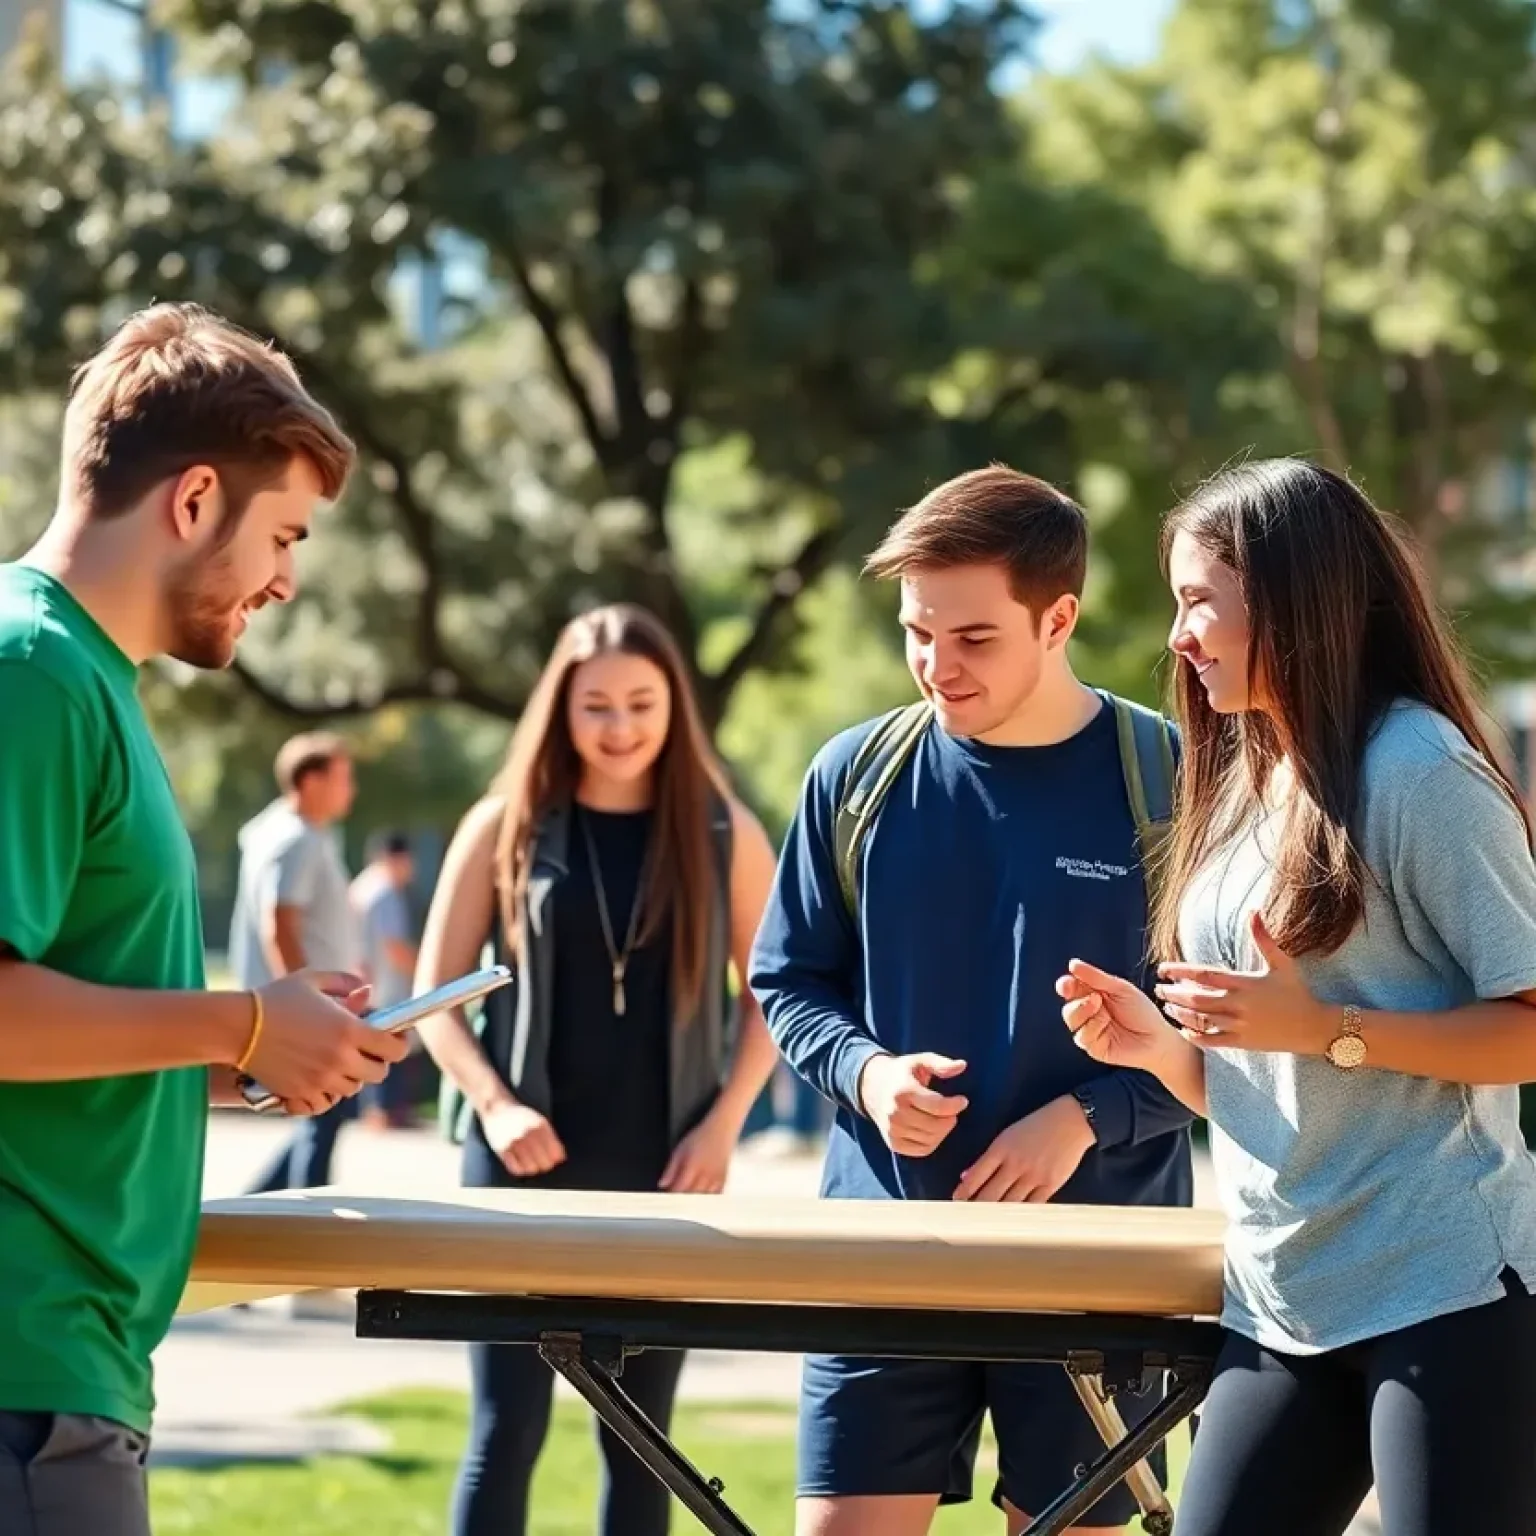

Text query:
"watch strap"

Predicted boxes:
[[1072, 1084, 1100, 1143]]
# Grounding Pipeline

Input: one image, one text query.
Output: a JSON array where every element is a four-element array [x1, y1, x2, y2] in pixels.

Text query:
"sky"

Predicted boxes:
[[65, 0, 1178, 98], [1030, 0, 1174, 73]]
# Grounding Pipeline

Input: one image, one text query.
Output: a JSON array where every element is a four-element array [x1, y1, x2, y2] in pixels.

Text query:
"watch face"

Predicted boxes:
[[1327, 1035, 1367, 1070]]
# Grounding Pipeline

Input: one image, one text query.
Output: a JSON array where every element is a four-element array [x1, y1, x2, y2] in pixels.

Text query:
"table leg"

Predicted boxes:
[[539, 1332, 759, 1536], [1068, 1370, 1176, 1533], [1023, 1371, 1208, 1536]]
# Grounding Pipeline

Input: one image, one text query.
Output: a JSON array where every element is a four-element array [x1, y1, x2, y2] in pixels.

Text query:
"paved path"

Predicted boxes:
[[155, 1114, 1378, 1531], [154, 1115, 827, 1469]]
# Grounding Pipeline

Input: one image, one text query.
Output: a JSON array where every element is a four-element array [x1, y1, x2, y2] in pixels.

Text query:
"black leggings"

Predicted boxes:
[[449, 1337, 685, 1536], [1176, 1270, 1536, 1536], [451, 1132, 685, 1536]]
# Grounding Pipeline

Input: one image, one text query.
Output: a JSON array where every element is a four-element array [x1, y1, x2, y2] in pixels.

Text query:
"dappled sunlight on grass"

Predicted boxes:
[[150, 1388, 1189, 1535]]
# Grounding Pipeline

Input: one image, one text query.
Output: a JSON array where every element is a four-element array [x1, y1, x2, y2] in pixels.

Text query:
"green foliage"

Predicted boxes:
[[0, 0, 1037, 734], [1008, 0, 1536, 683], [934, 150, 1283, 698], [2, 0, 1536, 854], [719, 567, 917, 840]]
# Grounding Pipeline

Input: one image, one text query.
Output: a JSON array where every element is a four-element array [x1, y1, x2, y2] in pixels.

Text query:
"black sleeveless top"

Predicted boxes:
[[507, 803, 673, 1191]]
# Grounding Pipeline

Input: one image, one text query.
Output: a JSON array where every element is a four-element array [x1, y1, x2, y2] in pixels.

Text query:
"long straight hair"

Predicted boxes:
[[1150, 457, 1530, 962], [493, 603, 732, 1020]]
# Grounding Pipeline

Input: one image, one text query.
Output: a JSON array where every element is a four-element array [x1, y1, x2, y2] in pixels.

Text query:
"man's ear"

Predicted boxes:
[[167, 465, 222, 545], [1043, 594, 1080, 650]]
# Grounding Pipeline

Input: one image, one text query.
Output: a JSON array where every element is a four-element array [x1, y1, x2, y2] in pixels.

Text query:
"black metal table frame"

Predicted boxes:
[[357, 1290, 1220, 1536]]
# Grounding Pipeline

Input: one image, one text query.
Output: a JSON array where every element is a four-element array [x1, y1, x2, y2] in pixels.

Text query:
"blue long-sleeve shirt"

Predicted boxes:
[[747, 699, 1194, 1207]]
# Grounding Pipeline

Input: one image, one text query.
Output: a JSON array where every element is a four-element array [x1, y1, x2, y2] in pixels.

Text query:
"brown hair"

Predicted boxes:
[[62, 302, 355, 522], [1151, 457, 1531, 962], [494, 604, 732, 1022], [275, 732, 349, 795], [865, 464, 1088, 613]]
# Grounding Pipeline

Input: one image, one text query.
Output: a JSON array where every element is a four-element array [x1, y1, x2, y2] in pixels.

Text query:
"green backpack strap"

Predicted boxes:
[[833, 702, 933, 921], [1109, 693, 1179, 900], [832, 694, 1176, 924]]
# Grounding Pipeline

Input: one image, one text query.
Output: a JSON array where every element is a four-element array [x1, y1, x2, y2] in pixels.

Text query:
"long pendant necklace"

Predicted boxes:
[[580, 809, 648, 1017]]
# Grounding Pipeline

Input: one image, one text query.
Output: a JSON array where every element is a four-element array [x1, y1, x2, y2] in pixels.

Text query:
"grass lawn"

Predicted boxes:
[[150, 1389, 1190, 1535]]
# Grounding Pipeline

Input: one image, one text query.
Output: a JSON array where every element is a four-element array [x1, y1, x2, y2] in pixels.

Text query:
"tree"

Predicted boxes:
[[934, 160, 1281, 701], [1013, 0, 1536, 680], [0, 0, 1042, 729]]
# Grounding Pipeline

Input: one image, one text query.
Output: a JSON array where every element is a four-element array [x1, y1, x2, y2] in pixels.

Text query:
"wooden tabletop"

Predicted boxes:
[[180, 1188, 1226, 1319]]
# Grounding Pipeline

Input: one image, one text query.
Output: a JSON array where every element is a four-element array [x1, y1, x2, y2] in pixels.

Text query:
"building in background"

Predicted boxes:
[[1, 0, 170, 101]]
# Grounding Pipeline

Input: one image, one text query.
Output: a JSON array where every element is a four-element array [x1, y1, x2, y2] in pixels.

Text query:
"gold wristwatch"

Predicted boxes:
[[1324, 1003, 1367, 1070]]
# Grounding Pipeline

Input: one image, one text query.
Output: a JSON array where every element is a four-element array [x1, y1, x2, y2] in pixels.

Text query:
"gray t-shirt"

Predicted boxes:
[[355, 875, 414, 1009], [227, 800, 358, 988], [1180, 699, 1536, 1355]]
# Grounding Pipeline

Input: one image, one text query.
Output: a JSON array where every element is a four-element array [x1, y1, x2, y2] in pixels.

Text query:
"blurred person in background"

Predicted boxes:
[[0, 302, 405, 1536], [744, 1057, 833, 1155], [230, 731, 363, 1193], [414, 602, 781, 1536], [351, 829, 421, 1129]]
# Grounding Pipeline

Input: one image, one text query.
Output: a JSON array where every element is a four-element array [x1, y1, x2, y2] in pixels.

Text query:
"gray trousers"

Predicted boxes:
[[0, 1411, 150, 1536]]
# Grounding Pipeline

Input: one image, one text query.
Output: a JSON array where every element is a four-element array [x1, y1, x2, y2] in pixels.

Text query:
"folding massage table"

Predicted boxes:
[[181, 1189, 1227, 1535]]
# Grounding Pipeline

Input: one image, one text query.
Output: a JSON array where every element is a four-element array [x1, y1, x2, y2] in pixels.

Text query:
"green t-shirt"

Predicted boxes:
[[0, 562, 207, 1435]]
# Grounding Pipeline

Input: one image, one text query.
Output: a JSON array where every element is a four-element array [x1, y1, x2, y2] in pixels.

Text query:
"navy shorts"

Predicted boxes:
[[797, 1352, 1166, 1526]]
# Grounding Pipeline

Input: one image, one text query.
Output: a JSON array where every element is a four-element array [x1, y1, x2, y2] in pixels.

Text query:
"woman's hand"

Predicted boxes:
[[483, 1099, 567, 1177], [1057, 958, 1185, 1074], [660, 1108, 739, 1194], [1155, 911, 1332, 1055]]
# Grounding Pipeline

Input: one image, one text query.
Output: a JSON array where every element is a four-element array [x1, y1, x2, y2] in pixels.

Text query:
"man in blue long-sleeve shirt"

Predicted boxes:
[[748, 465, 1194, 1536]]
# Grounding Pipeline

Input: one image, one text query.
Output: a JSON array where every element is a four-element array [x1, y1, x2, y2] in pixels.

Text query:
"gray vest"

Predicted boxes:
[[442, 796, 736, 1147]]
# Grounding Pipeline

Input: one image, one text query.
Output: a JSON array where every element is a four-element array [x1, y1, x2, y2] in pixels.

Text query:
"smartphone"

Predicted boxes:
[[239, 964, 513, 1114]]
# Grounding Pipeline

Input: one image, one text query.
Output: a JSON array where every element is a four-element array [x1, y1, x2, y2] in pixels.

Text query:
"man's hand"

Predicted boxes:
[[207, 1066, 248, 1107], [858, 1052, 968, 1157], [482, 1100, 567, 1178], [660, 1107, 739, 1194], [244, 970, 409, 1117], [952, 1094, 1095, 1203]]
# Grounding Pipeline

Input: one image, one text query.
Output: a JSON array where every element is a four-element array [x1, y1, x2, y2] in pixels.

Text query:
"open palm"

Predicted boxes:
[[1057, 959, 1180, 1073]]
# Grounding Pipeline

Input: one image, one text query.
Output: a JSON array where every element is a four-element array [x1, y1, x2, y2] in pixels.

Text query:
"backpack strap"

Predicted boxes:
[[833, 702, 933, 921], [831, 695, 1176, 927], [1109, 693, 1179, 898]]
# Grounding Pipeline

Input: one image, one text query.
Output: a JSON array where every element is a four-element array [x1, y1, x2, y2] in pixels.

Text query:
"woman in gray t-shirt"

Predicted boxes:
[[1058, 457, 1536, 1536]]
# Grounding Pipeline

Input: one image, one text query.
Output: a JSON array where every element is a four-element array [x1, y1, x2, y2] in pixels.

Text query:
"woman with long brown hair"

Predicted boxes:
[[1057, 458, 1536, 1534], [413, 602, 781, 1536]]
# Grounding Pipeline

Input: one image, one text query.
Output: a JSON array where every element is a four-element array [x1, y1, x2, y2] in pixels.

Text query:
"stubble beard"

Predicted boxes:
[[163, 543, 246, 670]]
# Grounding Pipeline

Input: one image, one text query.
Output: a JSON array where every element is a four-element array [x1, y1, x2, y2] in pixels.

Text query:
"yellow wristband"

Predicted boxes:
[[235, 990, 264, 1074]]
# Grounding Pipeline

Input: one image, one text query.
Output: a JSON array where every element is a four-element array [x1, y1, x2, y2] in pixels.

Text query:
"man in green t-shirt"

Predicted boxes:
[[0, 303, 411, 1535]]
